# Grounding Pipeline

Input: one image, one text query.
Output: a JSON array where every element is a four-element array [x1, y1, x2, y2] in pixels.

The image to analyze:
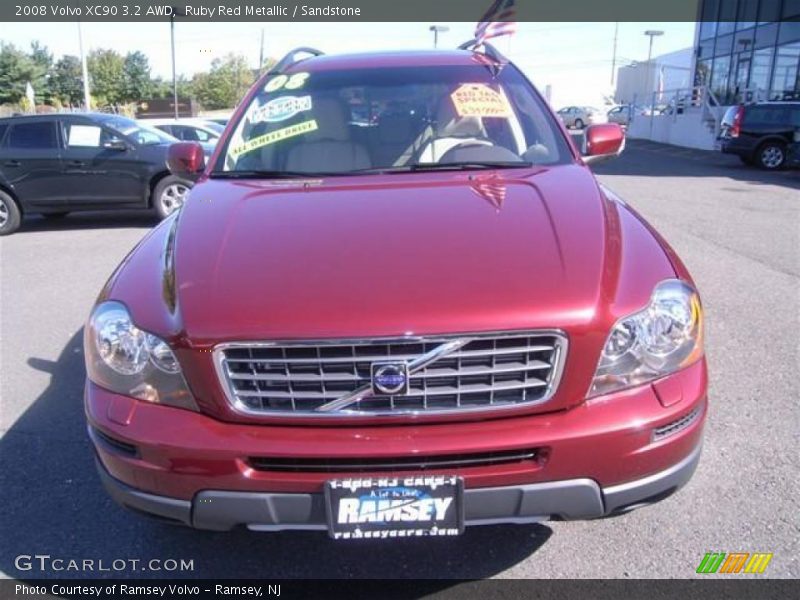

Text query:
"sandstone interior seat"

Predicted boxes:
[[285, 98, 371, 173]]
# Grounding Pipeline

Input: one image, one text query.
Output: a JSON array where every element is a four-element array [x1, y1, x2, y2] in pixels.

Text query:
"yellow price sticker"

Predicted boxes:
[[229, 119, 319, 158], [450, 83, 513, 118]]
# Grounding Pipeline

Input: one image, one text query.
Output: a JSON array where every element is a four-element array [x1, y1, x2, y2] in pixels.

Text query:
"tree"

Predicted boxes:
[[0, 42, 50, 105], [51, 55, 84, 106], [87, 48, 125, 106], [192, 54, 255, 110], [150, 75, 193, 101], [123, 51, 153, 103], [0, 43, 27, 104], [28, 41, 53, 103]]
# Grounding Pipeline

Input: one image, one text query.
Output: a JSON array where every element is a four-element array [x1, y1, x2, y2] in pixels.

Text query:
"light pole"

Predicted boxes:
[[77, 21, 91, 110], [644, 30, 664, 94], [610, 22, 619, 87], [170, 7, 186, 120], [429, 25, 449, 49]]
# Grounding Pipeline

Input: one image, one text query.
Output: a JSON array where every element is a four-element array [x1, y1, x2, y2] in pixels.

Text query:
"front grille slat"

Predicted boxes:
[[224, 345, 555, 366], [248, 448, 540, 473], [216, 332, 566, 416]]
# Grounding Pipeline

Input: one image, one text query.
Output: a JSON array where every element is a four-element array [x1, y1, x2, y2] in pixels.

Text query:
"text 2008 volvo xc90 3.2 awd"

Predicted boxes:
[[85, 43, 707, 539]]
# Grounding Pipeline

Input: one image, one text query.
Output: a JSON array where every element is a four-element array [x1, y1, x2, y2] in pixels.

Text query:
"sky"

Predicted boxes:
[[0, 21, 697, 107]]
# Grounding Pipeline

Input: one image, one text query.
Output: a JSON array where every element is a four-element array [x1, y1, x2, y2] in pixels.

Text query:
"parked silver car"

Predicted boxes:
[[607, 105, 634, 126], [557, 106, 608, 129]]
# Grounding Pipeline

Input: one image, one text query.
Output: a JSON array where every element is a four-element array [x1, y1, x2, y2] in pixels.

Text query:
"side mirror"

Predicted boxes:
[[583, 123, 625, 165], [167, 142, 206, 180], [103, 138, 128, 151]]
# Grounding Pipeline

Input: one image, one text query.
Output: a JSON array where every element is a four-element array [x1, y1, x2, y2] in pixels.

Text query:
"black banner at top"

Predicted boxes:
[[3, 579, 798, 600], [4, 0, 710, 22]]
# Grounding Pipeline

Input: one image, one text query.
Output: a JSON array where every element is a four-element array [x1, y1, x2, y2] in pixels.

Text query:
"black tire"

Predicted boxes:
[[575, 118, 585, 130], [0, 190, 22, 236], [755, 141, 786, 170], [42, 211, 69, 219], [152, 175, 192, 220]]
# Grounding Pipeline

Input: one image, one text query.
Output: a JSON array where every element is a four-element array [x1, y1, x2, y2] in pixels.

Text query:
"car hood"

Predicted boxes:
[[170, 165, 623, 343]]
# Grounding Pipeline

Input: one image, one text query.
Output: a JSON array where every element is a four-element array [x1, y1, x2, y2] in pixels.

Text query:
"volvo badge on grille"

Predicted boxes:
[[371, 362, 410, 396]]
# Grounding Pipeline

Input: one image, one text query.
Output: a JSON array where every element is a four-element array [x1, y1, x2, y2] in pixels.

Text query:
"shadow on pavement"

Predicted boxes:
[[0, 329, 552, 581], [15, 211, 158, 234], [593, 139, 800, 190]]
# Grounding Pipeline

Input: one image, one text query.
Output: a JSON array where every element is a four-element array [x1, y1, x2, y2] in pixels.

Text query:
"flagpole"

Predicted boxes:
[[77, 21, 91, 110]]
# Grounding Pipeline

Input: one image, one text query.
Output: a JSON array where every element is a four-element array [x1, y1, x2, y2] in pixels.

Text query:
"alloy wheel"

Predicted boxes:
[[0, 196, 9, 227], [160, 183, 189, 215], [760, 145, 784, 169]]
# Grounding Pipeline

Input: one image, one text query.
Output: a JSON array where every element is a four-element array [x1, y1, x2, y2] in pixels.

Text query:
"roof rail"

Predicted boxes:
[[457, 40, 509, 64], [268, 47, 325, 75]]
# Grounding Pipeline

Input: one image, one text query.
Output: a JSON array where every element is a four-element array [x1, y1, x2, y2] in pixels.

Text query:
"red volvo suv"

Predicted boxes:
[[84, 44, 707, 539]]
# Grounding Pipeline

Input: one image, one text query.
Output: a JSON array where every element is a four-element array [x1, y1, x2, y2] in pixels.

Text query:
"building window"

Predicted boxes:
[[784, 0, 800, 18], [711, 54, 733, 102], [696, 58, 712, 87], [700, 0, 720, 40], [715, 33, 735, 56], [778, 21, 800, 45], [734, 28, 756, 53], [736, 0, 758, 29], [757, 0, 781, 22], [754, 22, 779, 49], [749, 47, 774, 96], [717, 0, 738, 36], [770, 42, 800, 100]]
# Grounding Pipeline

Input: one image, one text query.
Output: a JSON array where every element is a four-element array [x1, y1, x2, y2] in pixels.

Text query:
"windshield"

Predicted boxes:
[[215, 64, 571, 175], [101, 116, 176, 145]]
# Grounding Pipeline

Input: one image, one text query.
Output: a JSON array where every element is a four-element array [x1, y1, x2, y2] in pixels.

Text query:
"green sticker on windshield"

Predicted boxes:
[[229, 119, 318, 158]]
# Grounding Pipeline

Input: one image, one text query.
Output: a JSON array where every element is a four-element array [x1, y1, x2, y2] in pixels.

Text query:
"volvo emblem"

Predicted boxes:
[[371, 362, 409, 396]]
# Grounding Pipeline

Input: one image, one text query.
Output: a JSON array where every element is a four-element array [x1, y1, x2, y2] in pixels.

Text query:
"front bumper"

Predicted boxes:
[[86, 359, 707, 531], [96, 442, 701, 531]]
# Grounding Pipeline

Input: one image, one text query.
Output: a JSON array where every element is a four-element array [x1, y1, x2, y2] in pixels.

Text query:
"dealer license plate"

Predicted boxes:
[[325, 475, 464, 540]]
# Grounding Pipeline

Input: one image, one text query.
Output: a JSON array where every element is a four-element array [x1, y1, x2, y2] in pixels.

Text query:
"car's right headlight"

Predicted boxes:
[[85, 301, 198, 411], [589, 279, 704, 397]]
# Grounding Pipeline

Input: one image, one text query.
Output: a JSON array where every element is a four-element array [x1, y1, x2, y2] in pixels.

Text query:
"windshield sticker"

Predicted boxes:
[[228, 119, 318, 159], [250, 95, 313, 124], [450, 83, 513, 118], [264, 72, 310, 93]]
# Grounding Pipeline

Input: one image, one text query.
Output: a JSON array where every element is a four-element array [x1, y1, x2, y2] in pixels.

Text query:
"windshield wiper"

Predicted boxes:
[[209, 170, 334, 179], [351, 161, 532, 175], [209, 161, 532, 179]]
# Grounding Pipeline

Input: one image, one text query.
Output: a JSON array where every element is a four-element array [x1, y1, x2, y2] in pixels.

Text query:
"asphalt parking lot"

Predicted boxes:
[[1, 139, 798, 580]]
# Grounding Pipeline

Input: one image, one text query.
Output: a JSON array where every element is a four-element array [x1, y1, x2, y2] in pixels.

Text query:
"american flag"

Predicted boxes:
[[475, 0, 517, 46], [470, 174, 508, 211]]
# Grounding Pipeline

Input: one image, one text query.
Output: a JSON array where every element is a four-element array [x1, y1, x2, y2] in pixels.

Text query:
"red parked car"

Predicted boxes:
[[84, 44, 707, 539]]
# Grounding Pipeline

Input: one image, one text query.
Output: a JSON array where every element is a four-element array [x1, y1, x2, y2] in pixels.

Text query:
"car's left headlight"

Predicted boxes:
[[589, 279, 703, 397], [84, 300, 198, 411]]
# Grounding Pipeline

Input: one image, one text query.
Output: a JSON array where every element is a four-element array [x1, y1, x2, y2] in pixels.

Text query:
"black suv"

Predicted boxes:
[[718, 102, 800, 170], [0, 113, 192, 235]]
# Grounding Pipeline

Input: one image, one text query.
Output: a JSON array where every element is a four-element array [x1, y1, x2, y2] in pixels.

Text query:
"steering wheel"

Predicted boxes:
[[410, 136, 495, 165]]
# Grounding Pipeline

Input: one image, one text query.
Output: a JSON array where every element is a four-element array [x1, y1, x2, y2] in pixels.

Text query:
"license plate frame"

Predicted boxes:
[[324, 475, 464, 540]]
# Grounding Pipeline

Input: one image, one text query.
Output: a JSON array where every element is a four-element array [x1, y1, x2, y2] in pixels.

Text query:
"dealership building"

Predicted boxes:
[[624, 0, 800, 149], [694, 0, 800, 104]]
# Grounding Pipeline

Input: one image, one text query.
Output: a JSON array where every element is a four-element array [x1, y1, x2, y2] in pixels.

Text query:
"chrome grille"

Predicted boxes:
[[214, 332, 567, 417]]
